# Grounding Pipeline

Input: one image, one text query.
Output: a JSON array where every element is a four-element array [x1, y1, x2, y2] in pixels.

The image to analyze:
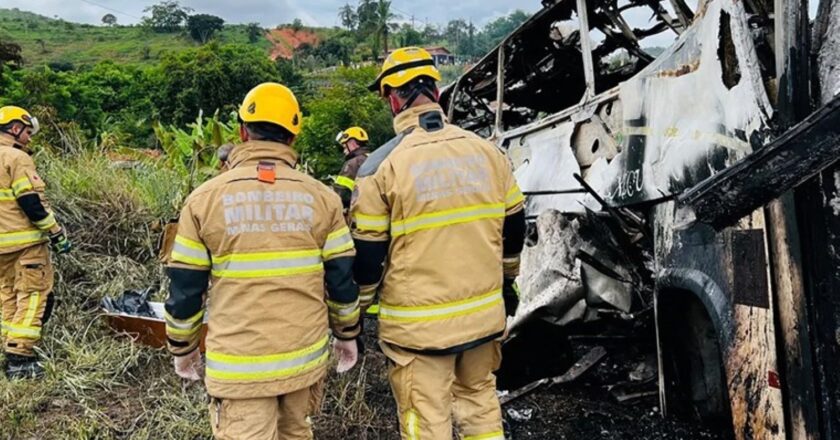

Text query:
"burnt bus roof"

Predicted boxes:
[[443, 0, 700, 134]]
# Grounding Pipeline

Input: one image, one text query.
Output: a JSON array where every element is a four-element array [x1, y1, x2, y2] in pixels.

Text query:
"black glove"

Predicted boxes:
[[503, 278, 520, 317], [49, 228, 72, 254]]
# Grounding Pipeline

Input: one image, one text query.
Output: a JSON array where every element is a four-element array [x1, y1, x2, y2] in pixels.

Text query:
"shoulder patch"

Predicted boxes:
[[357, 129, 413, 178]]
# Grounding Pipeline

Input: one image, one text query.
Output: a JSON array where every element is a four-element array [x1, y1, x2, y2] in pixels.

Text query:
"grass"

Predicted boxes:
[[0, 8, 272, 67], [0, 137, 399, 439]]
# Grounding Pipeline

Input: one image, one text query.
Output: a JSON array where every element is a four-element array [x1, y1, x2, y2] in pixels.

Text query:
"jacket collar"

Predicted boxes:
[[0, 132, 22, 150], [393, 103, 446, 134], [228, 140, 298, 169], [346, 147, 370, 160]]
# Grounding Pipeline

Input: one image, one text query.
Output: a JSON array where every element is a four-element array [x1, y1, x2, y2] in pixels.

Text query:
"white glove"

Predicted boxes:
[[174, 350, 204, 381], [333, 338, 359, 373]]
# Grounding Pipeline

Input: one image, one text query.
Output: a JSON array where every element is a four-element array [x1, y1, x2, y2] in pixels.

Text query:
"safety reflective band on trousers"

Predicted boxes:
[[211, 249, 323, 278], [165, 309, 205, 337], [464, 431, 506, 440], [506, 185, 525, 208], [353, 213, 389, 232], [171, 235, 211, 267], [11, 177, 33, 196], [379, 289, 503, 322], [205, 335, 330, 381], [322, 227, 354, 259], [334, 175, 355, 191], [1, 321, 41, 339], [390, 203, 505, 237], [0, 230, 46, 248]]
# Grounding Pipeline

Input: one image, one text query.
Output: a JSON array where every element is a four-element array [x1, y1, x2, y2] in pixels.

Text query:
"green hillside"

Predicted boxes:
[[0, 8, 272, 67]]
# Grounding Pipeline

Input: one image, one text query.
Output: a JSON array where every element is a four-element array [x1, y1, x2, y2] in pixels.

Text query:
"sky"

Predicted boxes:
[[2, 0, 819, 49], [1, 0, 541, 28]]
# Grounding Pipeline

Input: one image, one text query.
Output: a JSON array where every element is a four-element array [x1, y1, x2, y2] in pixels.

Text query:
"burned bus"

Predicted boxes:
[[441, 0, 840, 438]]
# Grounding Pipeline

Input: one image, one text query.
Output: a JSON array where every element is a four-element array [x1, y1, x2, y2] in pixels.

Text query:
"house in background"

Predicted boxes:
[[425, 46, 456, 65], [383, 46, 456, 65]]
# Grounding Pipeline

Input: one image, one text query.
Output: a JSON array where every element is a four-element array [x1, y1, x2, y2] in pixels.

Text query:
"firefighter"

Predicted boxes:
[[351, 48, 526, 440], [332, 127, 370, 213], [0, 106, 72, 380], [165, 83, 361, 439]]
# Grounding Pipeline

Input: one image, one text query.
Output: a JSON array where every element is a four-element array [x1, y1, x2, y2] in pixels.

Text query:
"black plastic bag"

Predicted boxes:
[[101, 287, 156, 318]]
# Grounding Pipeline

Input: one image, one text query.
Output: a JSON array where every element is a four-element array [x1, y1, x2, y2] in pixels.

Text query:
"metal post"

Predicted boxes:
[[493, 45, 506, 139], [576, 0, 596, 102], [770, 0, 820, 437]]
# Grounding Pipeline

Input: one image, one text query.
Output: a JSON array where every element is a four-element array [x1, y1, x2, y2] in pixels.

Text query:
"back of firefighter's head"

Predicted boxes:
[[370, 47, 442, 115], [335, 126, 369, 156], [238, 82, 302, 146], [0, 106, 40, 147]]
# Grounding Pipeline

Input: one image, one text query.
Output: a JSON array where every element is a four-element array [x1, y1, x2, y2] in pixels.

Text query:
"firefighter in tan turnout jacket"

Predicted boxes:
[[0, 106, 72, 380], [352, 48, 527, 440], [165, 83, 361, 440], [332, 126, 370, 214]]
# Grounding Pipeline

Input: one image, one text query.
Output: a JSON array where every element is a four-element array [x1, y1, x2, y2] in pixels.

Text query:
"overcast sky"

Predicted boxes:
[[1, 0, 540, 28]]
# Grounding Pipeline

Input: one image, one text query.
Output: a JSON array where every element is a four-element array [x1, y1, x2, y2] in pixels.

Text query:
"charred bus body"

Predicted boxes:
[[441, 0, 840, 438]]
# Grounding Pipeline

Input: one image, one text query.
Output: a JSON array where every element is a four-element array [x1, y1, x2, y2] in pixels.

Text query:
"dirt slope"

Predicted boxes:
[[266, 27, 320, 60]]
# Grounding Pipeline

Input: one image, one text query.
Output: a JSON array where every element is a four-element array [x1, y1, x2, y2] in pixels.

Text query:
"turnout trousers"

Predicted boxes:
[[209, 378, 325, 440], [0, 243, 54, 357], [382, 340, 505, 440]]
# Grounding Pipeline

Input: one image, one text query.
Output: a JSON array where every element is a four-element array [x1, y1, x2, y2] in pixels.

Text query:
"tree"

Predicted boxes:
[[187, 14, 225, 44], [372, 0, 398, 57], [339, 3, 358, 31], [444, 19, 468, 50], [295, 66, 391, 179], [356, 0, 378, 37], [101, 13, 117, 26], [151, 43, 279, 126], [457, 21, 477, 58], [421, 24, 440, 42], [0, 42, 23, 95], [476, 10, 529, 53], [246, 22, 262, 44], [396, 24, 423, 47], [142, 1, 192, 33], [291, 18, 304, 32]]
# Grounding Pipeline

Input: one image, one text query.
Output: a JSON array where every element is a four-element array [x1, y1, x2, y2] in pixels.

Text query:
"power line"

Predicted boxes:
[[77, 0, 142, 20]]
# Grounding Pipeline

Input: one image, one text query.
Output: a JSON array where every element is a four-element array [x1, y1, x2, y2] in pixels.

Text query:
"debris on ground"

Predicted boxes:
[[101, 288, 208, 351]]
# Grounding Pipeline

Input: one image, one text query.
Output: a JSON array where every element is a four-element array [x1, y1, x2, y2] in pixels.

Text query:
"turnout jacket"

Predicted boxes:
[[332, 147, 370, 211], [0, 133, 61, 254], [166, 141, 359, 399], [351, 103, 525, 353]]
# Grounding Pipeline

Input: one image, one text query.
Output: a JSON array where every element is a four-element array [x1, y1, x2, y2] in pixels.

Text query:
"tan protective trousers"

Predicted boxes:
[[382, 340, 505, 440], [0, 243, 54, 357], [209, 378, 325, 440]]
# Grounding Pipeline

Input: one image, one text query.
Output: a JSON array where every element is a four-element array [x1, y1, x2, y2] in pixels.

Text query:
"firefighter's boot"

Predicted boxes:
[[4, 353, 44, 380]]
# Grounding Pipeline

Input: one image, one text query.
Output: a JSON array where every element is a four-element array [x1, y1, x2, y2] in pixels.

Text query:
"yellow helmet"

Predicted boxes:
[[0, 106, 40, 135], [335, 126, 369, 146], [369, 47, 442, 95], [238, 82, 303, 136]]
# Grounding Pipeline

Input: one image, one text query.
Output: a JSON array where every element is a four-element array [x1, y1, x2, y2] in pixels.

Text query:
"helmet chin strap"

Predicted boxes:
[[390, 83, 439, 116]]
